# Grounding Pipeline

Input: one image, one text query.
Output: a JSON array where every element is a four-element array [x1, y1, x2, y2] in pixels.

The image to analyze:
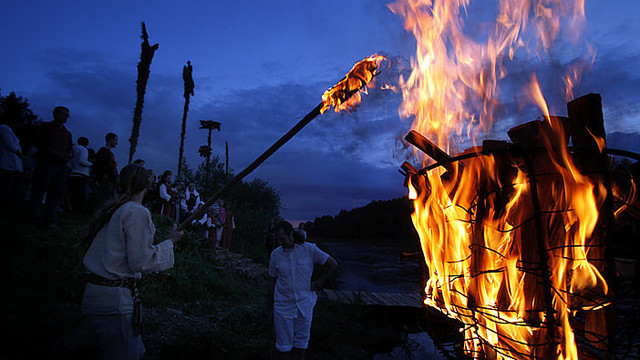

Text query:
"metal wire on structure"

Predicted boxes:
[[412, 146, 640, 359]]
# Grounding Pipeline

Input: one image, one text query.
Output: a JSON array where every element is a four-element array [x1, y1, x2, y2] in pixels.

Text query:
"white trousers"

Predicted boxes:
[[273, 308, 313, 352]]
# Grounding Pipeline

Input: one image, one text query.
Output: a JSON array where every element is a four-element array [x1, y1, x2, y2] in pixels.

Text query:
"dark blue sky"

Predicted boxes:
[[1, 0, 639, 221]]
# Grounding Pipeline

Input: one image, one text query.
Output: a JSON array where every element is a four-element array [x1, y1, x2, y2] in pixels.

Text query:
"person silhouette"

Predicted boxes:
[[27, 106, 73, 228]]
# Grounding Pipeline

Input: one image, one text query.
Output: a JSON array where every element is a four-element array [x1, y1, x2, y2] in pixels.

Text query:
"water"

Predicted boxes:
[[374, 333, 448, 360], [323, 240, 422, 294], [322, 240, 448, 360]]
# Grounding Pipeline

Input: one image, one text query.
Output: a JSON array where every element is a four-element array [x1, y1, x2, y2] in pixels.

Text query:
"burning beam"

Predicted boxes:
[[404, 130, 457, 172], [179, 54, 385, 230]]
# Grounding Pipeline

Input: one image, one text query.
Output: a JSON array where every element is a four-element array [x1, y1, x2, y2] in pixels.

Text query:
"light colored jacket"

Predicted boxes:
[[69, 145, 92, 176], [0, 124, 22, 172], [82, 201, 174, 315]]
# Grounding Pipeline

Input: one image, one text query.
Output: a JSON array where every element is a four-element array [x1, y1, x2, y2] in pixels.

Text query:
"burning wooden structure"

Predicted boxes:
[[400, 93, 639, 359]]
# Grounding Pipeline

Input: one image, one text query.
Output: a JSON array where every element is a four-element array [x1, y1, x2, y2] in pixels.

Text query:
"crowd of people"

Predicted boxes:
[[2, 106, 337, 360], [0, 105, 235, 250]]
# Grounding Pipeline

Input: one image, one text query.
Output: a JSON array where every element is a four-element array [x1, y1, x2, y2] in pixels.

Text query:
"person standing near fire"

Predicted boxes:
[[0, 115, 23, 213], [68, 136, 92, 212], [79, 164, 183, 360], [268, 220, 338, 359], [158, 170, 175, 218], [93, 132, 119, 211], [220, 199, 235, 250], [26, 106, 73, 228]]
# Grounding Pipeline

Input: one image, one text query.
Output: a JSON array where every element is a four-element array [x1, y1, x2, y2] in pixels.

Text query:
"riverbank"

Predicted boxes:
[[1, 211, 438, 359]]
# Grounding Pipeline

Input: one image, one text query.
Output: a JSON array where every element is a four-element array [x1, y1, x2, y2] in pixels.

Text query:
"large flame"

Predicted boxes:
[[392, 0, 609, 358]]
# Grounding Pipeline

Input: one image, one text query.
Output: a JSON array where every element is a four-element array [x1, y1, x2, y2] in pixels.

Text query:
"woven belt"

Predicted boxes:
[[87, 273, 143, 336]]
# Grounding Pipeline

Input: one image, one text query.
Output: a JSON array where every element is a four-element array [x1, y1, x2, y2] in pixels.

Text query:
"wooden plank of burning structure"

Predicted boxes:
[[508, 120, 563, 358], [404, 130, 456, 172], [404, 130, 459, 202], [400, 161, 424, 195], [567, 93, 612, 354]]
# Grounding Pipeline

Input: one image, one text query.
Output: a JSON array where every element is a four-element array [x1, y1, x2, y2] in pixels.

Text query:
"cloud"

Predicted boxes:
[[187, 79, 410, 220], [24, 48, 411, 220], [21, 23, 640, 221]]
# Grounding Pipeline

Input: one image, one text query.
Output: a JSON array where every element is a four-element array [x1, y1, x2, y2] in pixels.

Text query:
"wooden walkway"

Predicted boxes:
[[320, 289, 424, 308]]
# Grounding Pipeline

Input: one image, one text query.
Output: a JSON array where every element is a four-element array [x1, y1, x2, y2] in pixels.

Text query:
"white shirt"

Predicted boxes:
[[268, 242, 329, 318], [198, 213, 216, 228], [158, 183, 172, 202], [82, 201, 174, 315], [181, 188, 202, 211], [0, 124, 22, 172], [69, 145, 92, 176]]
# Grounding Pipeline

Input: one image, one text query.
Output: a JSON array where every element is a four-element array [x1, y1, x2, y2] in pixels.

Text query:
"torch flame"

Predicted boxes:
[[321, 54, 386, 114]]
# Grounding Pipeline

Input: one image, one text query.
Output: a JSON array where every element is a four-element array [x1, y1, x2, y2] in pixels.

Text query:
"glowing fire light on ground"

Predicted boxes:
[[391, 0, 610, 358]]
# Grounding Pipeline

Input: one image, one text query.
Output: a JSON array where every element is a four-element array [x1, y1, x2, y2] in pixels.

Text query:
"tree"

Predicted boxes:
[[309, 197, 419, 241], [0, 91, 39, 154], [128, 22, 159, 164], [194, 156, 232, 198], [177, 60, 195, 179], [183, 157, 281, 259], [229, 177, 281, 256], [0, 91, 38, 126], [176, 158, 196, 184]]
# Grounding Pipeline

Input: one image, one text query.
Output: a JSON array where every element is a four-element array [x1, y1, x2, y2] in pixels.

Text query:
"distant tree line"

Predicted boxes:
[[307, 197, 419, 241], [178, 157, 281, 251]]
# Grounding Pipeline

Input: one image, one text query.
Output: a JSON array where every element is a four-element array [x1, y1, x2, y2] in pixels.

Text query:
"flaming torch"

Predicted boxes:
[[179, 54, 385, 230]]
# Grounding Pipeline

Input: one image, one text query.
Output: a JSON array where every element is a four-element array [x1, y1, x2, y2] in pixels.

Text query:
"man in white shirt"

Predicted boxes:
[[268, 221, 338, 359], [68, 136, 92, 212]]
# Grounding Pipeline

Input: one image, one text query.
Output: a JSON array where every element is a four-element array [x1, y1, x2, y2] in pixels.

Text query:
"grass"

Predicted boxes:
[[1, 209, 428, 359]]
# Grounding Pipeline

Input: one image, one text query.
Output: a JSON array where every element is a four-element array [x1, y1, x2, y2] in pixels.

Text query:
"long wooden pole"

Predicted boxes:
[[178, 102, 323, 230], [178, 54, 383, 230]]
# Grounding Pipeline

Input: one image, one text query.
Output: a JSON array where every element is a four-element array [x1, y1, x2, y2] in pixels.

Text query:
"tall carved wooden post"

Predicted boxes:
[[199, 120, 221, 184], [129, 22, 159, 164], [177, 60, 195, 179], [225, 141, 229, 174]]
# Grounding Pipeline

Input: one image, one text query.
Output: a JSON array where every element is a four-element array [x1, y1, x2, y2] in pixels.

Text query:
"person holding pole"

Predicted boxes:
[[79, 164, 183, 360], [268, 221, 338, 359]]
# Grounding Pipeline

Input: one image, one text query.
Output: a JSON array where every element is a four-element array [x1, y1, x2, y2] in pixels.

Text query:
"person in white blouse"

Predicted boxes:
[[68, 136, 92, 212], [158, 170, 175, 218], [79, 164, 183, 360], [180, 182, 203, 216], [0, 119, 23, 211], [268, 221, 338, 360]]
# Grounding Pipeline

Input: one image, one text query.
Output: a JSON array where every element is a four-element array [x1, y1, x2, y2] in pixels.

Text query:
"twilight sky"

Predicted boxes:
[[1, 0, 639, 221]]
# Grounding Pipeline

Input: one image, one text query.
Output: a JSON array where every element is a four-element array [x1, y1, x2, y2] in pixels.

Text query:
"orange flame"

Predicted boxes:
[[320, 54, 386, 114], [392, 0, 609, 358]]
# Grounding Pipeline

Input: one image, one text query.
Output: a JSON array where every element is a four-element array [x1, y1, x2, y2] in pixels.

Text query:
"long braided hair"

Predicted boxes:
[[78, 164, 151, 256]]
